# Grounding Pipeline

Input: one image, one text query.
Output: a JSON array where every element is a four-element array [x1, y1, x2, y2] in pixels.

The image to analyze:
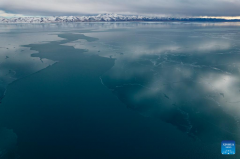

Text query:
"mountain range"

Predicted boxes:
[[1, 13, 239, 23]]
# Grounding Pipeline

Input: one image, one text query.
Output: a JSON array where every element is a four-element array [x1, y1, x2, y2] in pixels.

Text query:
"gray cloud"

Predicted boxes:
[[0, 0, 240, 17]]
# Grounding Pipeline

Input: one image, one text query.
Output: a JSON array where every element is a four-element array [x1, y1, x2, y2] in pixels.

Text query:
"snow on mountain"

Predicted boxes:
[[0, 13, 237, 23]]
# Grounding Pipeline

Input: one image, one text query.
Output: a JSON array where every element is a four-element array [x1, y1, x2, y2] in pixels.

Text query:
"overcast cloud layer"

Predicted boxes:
[[0, 0, 240, 17]]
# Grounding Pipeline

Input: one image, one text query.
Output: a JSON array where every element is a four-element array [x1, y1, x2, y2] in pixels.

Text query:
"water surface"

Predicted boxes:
[[0, 22, 240, 158]]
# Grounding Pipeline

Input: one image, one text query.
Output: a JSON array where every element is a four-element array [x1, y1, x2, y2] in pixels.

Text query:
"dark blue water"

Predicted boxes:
[[0, 22, 240, 158]]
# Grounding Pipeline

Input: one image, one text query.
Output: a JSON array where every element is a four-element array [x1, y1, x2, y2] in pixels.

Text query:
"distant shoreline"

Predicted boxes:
[[1, 14, 240, 23], [1, 20, 240, 24]]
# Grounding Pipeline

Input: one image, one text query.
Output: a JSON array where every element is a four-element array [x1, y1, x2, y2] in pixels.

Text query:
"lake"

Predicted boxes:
[[0, 22, 240, 158]]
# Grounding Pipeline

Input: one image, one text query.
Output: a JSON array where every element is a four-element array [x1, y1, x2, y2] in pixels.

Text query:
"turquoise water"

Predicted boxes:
[[0, 22, 240, 158]]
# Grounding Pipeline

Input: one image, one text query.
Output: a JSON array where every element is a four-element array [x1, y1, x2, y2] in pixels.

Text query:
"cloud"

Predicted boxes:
[[0, 0, 240, 17], [0, 10, 25, 17]]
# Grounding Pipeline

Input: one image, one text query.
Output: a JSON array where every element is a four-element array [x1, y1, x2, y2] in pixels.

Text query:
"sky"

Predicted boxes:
[[0, 0, 240, 18]]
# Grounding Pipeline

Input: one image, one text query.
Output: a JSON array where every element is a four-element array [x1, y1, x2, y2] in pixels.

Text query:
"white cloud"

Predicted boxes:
[[1, 0, 240, 17], [0, 10, 25, 18]]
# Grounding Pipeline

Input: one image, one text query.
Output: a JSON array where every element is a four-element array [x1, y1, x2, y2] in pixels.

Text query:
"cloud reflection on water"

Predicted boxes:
[[66, 23, 240, 141]]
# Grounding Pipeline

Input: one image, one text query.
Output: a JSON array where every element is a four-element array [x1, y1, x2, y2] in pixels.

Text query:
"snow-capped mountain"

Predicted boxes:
[[0, 14, 160, 23], [0, 13, 238, 23]]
